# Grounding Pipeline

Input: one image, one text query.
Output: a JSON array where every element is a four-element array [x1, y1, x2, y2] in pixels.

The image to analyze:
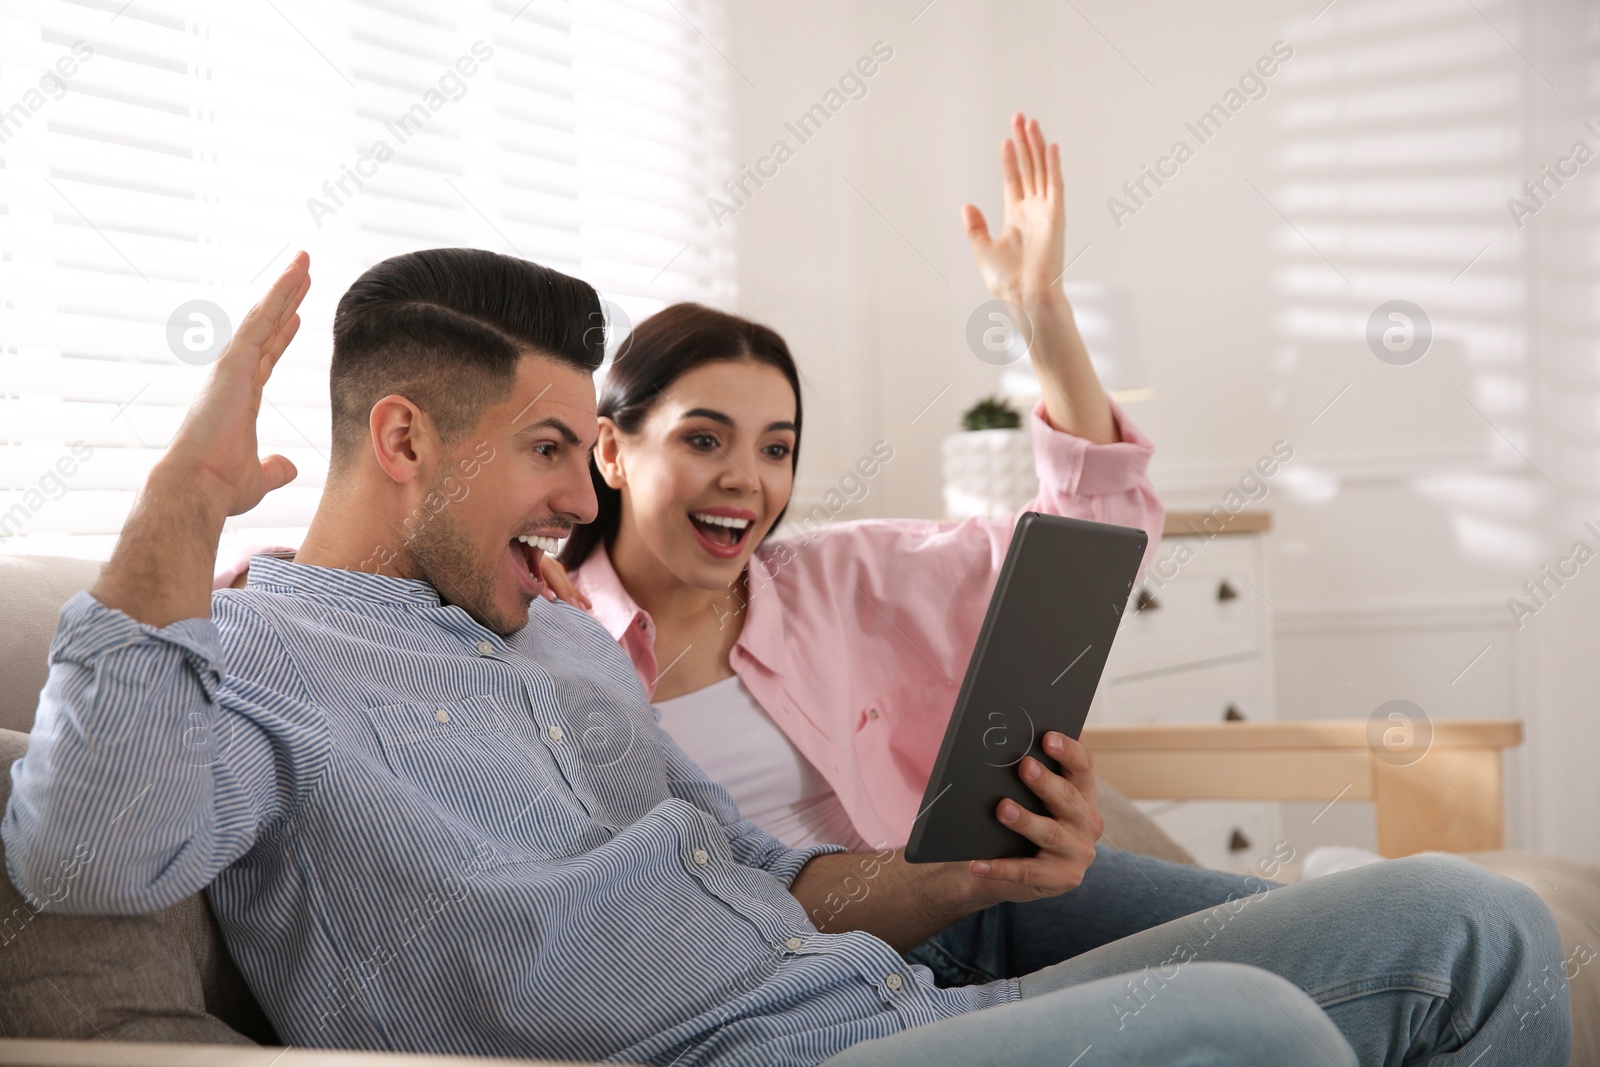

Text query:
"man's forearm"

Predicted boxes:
[[790, 849, 984, 953], [92, 463, 229, 628]]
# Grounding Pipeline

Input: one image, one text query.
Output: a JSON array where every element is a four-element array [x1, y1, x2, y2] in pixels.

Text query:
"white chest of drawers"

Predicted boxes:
[[1088, 512, 1281, 873]]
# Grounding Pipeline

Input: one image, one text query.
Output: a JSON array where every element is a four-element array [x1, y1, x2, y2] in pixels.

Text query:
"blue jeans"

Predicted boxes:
[[823, 852, 1570, 1066], [903, 844, 1270, 985]]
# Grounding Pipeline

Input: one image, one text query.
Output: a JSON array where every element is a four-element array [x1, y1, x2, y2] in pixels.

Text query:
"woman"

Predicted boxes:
[[541, 113, 1267, 982]]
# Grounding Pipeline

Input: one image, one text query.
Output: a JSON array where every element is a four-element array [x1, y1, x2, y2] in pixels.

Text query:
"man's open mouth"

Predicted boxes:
[[511, 533, 562, 586]]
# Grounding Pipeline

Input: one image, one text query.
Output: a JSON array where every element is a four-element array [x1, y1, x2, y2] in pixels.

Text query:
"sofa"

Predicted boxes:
[[0, 554, 1592, 1065]]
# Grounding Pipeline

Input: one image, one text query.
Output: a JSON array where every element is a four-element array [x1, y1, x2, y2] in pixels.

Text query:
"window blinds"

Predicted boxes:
[[0, 0, 733, 560]]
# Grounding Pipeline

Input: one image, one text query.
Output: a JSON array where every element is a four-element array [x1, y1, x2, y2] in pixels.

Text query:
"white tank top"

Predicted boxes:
[[654, 674, 870, 852]]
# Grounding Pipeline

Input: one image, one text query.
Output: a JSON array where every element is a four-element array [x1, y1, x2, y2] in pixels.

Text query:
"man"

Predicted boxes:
[[4, 249, 1569, 1065]]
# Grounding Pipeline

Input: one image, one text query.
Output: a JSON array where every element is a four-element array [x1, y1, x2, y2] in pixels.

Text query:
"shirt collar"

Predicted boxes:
[[245, 554, 445, 607], [571, 541, 651, 643], [574, 541, 793, 679], [734, 549, 792, 678]]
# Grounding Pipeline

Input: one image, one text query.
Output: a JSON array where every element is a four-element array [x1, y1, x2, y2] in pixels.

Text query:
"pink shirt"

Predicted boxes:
[[572, 399, 1164, 849]]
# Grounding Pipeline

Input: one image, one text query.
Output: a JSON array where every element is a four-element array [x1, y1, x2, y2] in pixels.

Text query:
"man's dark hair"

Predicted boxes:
[[330, 248, 604, 466]]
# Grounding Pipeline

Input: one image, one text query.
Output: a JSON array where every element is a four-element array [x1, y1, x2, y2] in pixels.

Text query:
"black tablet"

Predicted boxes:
[[903, 512, 1146, 864]]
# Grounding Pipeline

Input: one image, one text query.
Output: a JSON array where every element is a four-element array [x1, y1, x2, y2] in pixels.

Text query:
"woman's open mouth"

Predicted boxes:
[[687, 511, 753, 560]]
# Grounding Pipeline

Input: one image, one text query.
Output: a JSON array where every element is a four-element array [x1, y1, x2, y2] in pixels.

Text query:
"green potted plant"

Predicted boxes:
[[961, 395, 1022, 432], [941, 395, 1038, 518]]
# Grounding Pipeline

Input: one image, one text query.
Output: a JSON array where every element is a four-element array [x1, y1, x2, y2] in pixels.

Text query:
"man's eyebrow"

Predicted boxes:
[[513, 415, 583, 446]]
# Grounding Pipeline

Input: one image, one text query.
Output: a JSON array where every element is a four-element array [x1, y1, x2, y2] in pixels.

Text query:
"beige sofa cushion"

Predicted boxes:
[[0, 728, 273, 1044], [1096, 783, 1197, 867], [0, 557, 104, 734]]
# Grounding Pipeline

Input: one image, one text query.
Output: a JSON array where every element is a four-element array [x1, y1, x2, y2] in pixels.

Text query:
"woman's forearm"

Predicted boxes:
[[1019, 291, 1116, 445]]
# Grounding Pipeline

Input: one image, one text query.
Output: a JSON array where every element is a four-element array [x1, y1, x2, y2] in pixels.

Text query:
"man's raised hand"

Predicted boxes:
[[161, 251, 311, 516], [92, 252, 311, 628]]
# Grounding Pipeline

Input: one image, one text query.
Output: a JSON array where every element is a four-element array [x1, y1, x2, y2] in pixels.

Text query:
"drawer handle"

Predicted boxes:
[[1223, 704, 1245, 722], [1216, 580, 1239, 602], [1135, 589, 1160, 613], [1228, 828, 1251, 853]]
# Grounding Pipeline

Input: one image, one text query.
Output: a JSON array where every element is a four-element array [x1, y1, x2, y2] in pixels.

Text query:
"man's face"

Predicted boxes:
[[407, 352, 598, 636]]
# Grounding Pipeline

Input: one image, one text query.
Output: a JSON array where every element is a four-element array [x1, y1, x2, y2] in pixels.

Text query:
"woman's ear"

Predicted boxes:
[[594, 417, 627, 490]]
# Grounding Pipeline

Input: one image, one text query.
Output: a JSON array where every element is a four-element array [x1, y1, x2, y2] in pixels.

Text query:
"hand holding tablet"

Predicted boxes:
[[904, 513, 1145, 866]]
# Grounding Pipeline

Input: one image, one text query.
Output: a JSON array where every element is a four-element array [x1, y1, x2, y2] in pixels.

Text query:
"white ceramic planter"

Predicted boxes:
[[940, 428, 1038, 519]]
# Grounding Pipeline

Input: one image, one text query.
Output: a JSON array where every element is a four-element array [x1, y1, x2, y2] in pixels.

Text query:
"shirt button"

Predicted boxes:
[[885, 973, 903, 991], [867, 707, 880, 720], [784, 937, 803, 951], [636, 618, 646, 629], [475, 640, 494, 655], [546, 725, 564, 742], [692, 849, 710, 866], [434, 708, 450, 724]]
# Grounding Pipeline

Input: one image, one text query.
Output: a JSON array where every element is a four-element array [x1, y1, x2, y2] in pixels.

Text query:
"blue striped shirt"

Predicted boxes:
[[4, 556, 1018, 1065]]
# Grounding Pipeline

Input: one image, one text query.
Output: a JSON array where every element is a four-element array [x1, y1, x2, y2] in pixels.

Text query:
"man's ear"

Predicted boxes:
[[594, 416, 627, 490], [369, 395, 431, 485]]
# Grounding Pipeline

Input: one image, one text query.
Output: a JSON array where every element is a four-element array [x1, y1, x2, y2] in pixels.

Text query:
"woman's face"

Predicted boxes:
[[600, 358, 797, 591]]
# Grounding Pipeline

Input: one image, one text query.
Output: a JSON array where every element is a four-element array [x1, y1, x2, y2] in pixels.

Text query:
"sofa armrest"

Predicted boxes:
[[1080, 719, 1523, 858]]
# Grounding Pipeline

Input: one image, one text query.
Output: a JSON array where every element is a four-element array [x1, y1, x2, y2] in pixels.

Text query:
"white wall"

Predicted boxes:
[[725, 0, 1599, 864]]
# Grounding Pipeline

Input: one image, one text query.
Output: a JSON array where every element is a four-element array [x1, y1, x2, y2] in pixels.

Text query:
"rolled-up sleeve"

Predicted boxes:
[[3, 591, 321, 915], [1027, 398, 1164, 573]]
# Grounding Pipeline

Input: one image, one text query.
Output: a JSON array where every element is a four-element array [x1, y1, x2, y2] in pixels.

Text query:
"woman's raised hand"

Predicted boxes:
[[962, 112, 1066, 304]]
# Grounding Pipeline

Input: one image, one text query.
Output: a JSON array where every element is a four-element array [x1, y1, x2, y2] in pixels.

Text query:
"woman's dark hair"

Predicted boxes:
[[558, 302, 802, 568], [330, 247, 603, 467]]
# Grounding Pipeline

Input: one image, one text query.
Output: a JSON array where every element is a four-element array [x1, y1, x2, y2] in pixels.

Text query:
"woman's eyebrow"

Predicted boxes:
[[677, 408, 796, 434], [678, 407, 733, 427]]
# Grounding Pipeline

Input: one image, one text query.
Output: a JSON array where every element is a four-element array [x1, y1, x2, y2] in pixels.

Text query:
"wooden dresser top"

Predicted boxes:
[[1162, 509, 1272, 537]]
